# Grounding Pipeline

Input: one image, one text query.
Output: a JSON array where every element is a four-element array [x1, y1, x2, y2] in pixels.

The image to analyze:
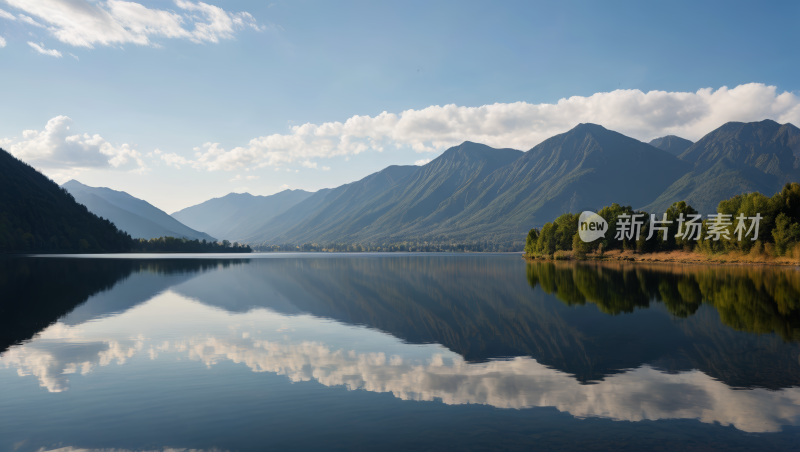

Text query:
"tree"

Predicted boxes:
[[524, 228, 539, 256]]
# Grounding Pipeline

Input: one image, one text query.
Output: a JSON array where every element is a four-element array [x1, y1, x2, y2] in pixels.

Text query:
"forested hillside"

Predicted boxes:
[[0, 148, 132, 253]]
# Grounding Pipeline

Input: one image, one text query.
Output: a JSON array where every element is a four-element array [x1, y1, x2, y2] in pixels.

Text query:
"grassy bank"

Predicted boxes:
[[524, 248, 800, 266]]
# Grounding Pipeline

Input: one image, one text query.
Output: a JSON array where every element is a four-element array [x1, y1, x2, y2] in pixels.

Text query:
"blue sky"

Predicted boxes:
[[2, 0, 799, 212]]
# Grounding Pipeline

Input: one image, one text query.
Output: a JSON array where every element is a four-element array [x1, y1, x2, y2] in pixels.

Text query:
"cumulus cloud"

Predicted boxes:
[[5, 116, 147, 175], [3, 0, 263, 49], [0, 36, 6, 47], [414, 158, 432, 166], [166, 83, 800, 172], [28, 41, 61, 57]]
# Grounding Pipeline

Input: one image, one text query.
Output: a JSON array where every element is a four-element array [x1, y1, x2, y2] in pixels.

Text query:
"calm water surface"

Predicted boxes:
[[2, 254, 800, 451]]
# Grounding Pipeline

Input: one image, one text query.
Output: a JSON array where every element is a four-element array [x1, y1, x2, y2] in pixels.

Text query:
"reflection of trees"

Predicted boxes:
[[0, 258, 249, 352], [526, 261, 800, 341]]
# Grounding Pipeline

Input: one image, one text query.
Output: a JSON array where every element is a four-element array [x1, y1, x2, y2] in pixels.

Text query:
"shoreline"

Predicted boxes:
[[523, 249, 800, 267]]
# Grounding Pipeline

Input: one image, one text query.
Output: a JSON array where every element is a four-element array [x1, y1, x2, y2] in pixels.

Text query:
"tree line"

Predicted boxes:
[[525, 182, 800, 259], [132, 237, 252, 253], [251, 240, 523, 253]]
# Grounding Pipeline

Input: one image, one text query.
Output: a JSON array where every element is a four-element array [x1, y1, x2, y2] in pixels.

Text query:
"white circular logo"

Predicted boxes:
[[578, 211, 607, 242]]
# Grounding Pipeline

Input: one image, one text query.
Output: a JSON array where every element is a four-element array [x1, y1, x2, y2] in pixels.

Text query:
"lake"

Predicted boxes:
[[2, 254, 800, 451]]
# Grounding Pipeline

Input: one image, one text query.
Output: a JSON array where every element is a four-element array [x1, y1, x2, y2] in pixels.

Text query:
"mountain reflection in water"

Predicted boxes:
[[2, 254, 800, 450], [4, 291, 800, 434]]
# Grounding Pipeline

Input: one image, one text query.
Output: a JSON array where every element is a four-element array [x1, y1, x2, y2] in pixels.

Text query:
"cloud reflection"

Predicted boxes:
[[3, 293, 800, 433]]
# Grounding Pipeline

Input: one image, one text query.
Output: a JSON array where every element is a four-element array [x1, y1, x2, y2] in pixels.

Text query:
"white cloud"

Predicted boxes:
[[18, 13, 45, 27], [301, 160, 317, 169], [414, 158, 432, 166], [6, 116, 147, 175], [68, 52, 79, 60], [167, 83, 800, 172], [28, 41, 61, 57], [0, 36, 6, 48], [321, 166, 330, 171], [279, 183, 289, 190], [0, 8, 16, 20], [229, 174, 259, 182], [160, 152, 192, 169], [3, 0, 263, 49]]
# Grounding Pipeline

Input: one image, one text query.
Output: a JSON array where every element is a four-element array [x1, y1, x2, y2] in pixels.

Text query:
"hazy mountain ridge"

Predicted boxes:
[[171, 189, 313, 240], [63, 180, 214, 241]]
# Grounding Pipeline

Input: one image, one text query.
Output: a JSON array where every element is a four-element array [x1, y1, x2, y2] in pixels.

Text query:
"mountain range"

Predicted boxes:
[[62, 180, 215, 242], [52, 119, 800, 247], [166, 119, 798, 246]]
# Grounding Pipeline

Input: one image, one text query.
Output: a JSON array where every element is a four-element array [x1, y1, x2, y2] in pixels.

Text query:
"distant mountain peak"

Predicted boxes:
[[571, 122, 608, 132], [649, 135, 693, 156]]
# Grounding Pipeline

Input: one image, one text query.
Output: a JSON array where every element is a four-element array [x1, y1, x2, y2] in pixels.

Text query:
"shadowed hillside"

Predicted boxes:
[[63, 180, 214, 241], [0, 148, 132, 253]]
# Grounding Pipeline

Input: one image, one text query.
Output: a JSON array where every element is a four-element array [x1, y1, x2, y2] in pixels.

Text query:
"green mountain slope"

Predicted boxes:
[[246, 165, 422, 243], [246, 143, 522, 244], [419, 123, 691, 241], [171, 189, 313, 241], [679, 120, 800, 183], [649, 135, 693, 156], [62, 180, 214, 241], [0, 148, 131, 253], [644, 120, 800, 214]]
